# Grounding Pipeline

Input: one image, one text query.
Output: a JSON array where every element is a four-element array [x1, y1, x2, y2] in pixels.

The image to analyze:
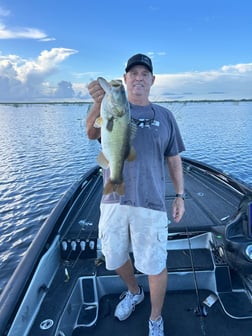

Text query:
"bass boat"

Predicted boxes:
[[0, 157, 252, 336]]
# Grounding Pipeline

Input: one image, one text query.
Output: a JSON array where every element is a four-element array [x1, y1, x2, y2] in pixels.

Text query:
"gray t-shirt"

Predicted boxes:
[[101, 103, 185, 211]]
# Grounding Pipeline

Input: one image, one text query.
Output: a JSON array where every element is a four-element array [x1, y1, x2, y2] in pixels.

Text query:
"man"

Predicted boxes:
[[86, 54, 185, 336]]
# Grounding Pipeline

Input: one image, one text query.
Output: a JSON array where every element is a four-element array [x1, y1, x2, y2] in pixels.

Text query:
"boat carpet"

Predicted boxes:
[[28, 249, 213, 336], [219, 292, 252, 318], [167, 248, 213, 271], [73, 290, 252, 336]]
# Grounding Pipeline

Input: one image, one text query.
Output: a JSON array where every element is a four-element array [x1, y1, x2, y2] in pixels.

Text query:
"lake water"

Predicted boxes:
[[0, 101, 251, 292]]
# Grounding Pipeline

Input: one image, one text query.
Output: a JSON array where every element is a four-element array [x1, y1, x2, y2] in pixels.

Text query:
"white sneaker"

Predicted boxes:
[[149, 316, 164, 336], [114, 286, 144, 321]]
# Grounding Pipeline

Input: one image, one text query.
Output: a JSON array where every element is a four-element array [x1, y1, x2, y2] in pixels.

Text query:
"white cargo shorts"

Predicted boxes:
[[99, 203, 168, 275]]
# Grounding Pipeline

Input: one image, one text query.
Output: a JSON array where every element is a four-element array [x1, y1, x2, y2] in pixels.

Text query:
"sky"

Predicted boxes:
[[0, 0, 252, 102]]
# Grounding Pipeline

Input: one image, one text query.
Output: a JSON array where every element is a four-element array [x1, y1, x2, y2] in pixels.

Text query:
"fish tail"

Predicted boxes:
[[103, 180, 125, 195]]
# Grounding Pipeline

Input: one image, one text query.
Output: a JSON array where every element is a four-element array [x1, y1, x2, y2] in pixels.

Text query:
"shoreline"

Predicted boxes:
[[1, 98, 252, 106]]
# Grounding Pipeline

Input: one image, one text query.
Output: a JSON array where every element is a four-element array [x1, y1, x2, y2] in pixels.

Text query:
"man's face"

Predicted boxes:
[[124, 65, 155, 99]]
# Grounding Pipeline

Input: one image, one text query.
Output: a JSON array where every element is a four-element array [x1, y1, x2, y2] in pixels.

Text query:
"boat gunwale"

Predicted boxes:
[[0, 166, 101, 336]]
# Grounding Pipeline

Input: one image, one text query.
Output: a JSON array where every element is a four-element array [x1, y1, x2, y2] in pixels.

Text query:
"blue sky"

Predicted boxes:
[[0, 0, 252, 101]]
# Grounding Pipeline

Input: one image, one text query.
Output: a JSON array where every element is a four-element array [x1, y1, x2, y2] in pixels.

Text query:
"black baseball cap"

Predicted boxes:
[[125, 53, 153, 73]]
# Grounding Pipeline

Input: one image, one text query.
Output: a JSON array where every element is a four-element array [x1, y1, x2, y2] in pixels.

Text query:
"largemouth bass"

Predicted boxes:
[[95, 77, 136, 195]]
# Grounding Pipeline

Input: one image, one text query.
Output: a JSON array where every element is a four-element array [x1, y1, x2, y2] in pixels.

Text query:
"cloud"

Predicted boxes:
[[54, 81, 75, 98], [0, 6, 54, 41], [0, 23, 49, 39], [40, 37, 56, 42], [147, 51, 167, 59], [0, 48, 78, 101], [151, 64, 252, 100], [0, 47, 251, 102], [221, 63, 252, 73], [17, 48, 78, 82]]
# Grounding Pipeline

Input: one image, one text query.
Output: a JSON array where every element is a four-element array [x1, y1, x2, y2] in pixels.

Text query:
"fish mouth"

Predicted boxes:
[[110, 79, 122, 87]]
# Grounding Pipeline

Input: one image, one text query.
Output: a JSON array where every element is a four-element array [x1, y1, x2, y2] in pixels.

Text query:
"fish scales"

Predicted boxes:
[[96, 77, 136, 195]]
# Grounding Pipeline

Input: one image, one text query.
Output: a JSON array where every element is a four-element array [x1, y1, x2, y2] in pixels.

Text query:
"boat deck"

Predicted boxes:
[[53, 158, 247, 299], [60, 157, 246, 240], [167, 160, 244, 233], [25, 159, 252, 336], [29, 256, 252, 336], [3, 158, 252, 336], [72, 290, 252, 336]]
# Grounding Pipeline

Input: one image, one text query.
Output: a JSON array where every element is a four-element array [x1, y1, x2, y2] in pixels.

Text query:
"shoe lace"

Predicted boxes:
[[119, 291, 136, 310], [150, 318, 163, 336]]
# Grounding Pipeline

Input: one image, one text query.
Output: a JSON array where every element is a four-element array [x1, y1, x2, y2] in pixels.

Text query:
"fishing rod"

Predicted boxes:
[[185, 225, 208, 335]]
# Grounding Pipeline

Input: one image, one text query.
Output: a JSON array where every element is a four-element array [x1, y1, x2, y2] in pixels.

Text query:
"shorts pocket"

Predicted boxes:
[[157, 230, 167, 242]]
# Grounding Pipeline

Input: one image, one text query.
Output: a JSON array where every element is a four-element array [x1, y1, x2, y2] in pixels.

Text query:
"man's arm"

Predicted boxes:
[[86, 80, 105, 140], [166, 155, 185, 223], [86, 102, 102, 139]]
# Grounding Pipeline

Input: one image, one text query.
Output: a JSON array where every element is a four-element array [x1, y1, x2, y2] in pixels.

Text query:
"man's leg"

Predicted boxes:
[[114, 259, 144, 321], [148, 267, 167, 320], [116, 259, 139, 294]]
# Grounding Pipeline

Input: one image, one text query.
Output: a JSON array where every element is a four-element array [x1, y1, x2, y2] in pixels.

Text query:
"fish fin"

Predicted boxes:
[[126, 146, 136, 162], [97, 152, 109, 169], [106, 118, 114, 132], [103, 180, 125, 195], [94, 116, 103, 128]]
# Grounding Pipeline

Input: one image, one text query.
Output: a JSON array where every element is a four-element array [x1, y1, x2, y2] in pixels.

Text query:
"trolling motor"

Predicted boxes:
[[224, 193, 252, 274]]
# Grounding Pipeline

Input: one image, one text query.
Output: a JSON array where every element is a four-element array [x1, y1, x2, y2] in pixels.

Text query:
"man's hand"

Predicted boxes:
[[88, 80, 105, 103], [172, 197, 185, 223]]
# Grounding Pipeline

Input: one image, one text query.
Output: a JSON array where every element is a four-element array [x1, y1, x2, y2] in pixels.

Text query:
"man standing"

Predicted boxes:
[[86, 54, 185, 336]]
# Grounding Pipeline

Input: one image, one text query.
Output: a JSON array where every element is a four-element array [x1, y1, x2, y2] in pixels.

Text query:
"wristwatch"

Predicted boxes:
[[175, 193, 185, 200]]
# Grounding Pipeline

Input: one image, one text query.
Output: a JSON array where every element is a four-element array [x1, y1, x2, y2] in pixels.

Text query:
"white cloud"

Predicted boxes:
[[0, 23, 49, 39], [72, 82, 90, 99], [0, 48, 251, 102], [40, 37, 56, 42], [17, 48, 78, 82], [0, 6, 54, 41], [0, 48, 78, 101], [221, 63, 252, 73], [147, 51, 167, 58], [151, 64, 252, 100]]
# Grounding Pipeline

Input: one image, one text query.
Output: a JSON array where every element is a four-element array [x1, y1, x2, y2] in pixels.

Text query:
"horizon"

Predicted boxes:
[[1, 98, 252, 106]]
